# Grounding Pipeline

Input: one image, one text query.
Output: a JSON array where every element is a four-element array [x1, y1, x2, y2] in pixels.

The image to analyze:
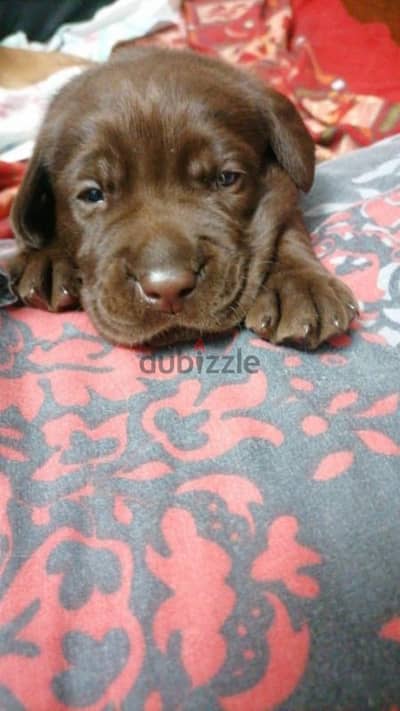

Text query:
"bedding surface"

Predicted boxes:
[[140, 0, 400, 160], [0, 137, 399, 710], [1, 0, 400, 166], [1, 0, 400, 236]]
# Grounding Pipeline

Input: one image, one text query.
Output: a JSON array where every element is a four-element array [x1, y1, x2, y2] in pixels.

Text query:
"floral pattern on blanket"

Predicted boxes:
[[140, 0, 400, 161], [0, 166, 400, 709]]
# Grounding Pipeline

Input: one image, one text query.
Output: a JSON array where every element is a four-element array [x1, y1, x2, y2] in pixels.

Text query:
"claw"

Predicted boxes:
[[54, 287, 79, 311], [347, 302, 360, 317], [24, 287, 49, 310]]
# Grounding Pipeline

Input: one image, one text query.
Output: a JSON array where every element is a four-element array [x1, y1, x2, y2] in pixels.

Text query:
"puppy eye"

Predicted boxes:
[[78, 187, 104, 203], [216, 171, 241, 188]]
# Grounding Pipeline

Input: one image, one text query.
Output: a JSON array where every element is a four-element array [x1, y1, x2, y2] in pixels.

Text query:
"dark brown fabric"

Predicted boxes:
[[341, 0, 400, 44]]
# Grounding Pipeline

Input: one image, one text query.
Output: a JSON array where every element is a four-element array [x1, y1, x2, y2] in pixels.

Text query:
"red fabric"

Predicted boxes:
[[291, 0, 400, 101], [1, 177, 400, 706], [140, 0, 400, 160], [0, 161, 25, 239], [1, 1, 400, 228]]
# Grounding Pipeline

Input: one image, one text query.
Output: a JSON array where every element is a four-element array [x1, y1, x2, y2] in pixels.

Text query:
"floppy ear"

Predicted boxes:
[[261, 89, 315, 192], [11, 141, 55, 249]]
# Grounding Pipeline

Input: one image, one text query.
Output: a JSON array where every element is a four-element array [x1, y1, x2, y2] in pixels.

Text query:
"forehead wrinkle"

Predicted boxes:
[[65, 144, 133, 191], [129, 101, 252, 177], [180, 128, 258, 176], [64, 93, 259, 189], [121, 89, 210, 146]]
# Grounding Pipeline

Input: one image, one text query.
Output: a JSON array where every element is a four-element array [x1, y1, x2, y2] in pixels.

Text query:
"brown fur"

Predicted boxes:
[[10, 47, 357, 348]]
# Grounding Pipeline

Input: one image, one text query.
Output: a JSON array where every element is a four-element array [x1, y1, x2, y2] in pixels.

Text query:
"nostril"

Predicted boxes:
[[139, 269, 198, 311], [195, 259, 208, 279], [178, 286, 195, 299], [145, 289, 162, 301]]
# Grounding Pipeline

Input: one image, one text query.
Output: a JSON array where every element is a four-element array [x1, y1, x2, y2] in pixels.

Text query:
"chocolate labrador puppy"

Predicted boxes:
[[9, 47, 357, 348]]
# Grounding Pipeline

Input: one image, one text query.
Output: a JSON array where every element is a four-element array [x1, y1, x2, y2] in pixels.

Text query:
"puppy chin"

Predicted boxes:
[[80, 290, 160, 346], [81, 284, 244, 347]]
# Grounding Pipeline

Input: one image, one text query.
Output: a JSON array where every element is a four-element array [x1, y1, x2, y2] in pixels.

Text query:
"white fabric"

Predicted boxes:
[[1, 0, 180, 61], [0, 0, 181, 159]]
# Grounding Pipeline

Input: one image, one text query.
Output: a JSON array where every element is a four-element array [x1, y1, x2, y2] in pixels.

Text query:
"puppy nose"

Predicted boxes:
[[139, 269, 197, 313]]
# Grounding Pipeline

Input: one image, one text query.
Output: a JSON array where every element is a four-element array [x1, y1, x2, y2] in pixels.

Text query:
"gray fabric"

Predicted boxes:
[[0, 136, 399, 710], [302, 134, 400, 231]]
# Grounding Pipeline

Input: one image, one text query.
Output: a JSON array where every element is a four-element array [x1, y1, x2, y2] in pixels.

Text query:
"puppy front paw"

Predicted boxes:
[[245, 269, 358, 350], [8, 249, 80, 312]]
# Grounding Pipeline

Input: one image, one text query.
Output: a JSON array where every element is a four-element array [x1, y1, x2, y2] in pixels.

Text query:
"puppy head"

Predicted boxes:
[[12, 47, 314, 345]]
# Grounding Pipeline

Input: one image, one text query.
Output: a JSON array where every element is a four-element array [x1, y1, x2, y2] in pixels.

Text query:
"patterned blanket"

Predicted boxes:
[[0, 134, 399, 709], [1, 0, 400, 236], [1, 1, 400, 707], [136, 0, 400, 160]]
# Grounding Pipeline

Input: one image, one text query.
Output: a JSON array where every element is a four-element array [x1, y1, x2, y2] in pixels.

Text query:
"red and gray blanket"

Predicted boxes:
[[0, 2, 400, 710]]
